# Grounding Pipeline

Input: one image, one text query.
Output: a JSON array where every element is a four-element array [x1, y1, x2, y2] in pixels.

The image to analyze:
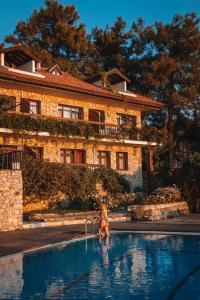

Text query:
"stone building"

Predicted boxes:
[[0, 45, 164, 191]]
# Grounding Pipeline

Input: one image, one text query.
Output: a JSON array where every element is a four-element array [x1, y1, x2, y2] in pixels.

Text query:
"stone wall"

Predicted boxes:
[[128, 201, 189, 221], [0, 171, 23, 231], [0, 86, 142, 127], [0, 86, 144, 191]]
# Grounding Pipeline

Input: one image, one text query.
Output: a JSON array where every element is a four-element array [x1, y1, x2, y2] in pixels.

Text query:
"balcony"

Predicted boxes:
[[0, 112, 160, 146]]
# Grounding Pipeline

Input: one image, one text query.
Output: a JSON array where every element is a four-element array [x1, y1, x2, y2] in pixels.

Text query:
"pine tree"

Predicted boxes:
[[91, 16, 130, 72], [128, 13, 200, 175], [5, 0, 93, 75]]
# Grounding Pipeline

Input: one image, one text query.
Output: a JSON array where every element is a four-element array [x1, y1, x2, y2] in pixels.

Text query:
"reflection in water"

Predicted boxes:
[[0, 234, 200, 300], [0, 253, 24, 299], [100, 236, 110, 265]]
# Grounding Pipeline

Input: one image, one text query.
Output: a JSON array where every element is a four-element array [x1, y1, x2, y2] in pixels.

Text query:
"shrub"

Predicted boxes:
[[23, 157, 130, 210], [134, 185, 181, 205]]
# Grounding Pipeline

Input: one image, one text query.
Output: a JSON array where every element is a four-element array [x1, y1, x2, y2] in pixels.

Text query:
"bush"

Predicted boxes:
[[134, 185, 181, 205], [23, 157, 130, 210]]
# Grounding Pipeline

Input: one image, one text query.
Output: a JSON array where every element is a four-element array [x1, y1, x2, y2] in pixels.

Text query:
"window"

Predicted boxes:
[[116, 152, 128, 170], [117, 114, 136, 127], [98, 151, 110, 167], [89, 109, 105, 123], [58, 105, 83, 120], [0, 95, 16, 111], [60, 149, 86, 165], [24, 146, 43, 160], [21, 99, 41, 114]]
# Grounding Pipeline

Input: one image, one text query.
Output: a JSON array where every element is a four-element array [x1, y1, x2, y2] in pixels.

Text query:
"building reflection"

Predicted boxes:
[[0, 253, 24, 299], [0, 234, 200, 300]]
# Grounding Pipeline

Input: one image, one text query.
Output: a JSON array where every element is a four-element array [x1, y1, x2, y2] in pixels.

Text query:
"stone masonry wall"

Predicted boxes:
[[0, 171, 23, 231], [0, 86, 143, 191], [128, 201, 189, 221]]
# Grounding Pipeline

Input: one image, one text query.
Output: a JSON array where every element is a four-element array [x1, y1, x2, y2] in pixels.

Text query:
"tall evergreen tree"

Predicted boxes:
[[128, 13, 200, 175], [91, 16, 130, 72], [5, 0, 93, 75]]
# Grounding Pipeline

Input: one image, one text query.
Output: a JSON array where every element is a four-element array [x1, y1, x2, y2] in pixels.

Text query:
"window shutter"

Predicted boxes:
[[83, 150, 86, 164], [125, 152, 128, 170], [21, 99, 30, 113], [116, 153, 119, 170], [79, 108, 84, 120], [37, 101, 41, 114]]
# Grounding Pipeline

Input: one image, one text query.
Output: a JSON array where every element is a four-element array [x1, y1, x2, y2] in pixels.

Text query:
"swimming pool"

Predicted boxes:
[[0, 232, 200, 300]]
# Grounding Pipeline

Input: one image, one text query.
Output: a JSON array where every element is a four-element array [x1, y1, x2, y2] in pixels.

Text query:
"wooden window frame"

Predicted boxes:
[[24, 146, 43, 160], [21, 99, 41, 114], [60, 149, 86, 165], [116, 152, 128, 171], [117, 113, 136, 128], [98, 151, 111, 167], [58, 104, 84, 120]]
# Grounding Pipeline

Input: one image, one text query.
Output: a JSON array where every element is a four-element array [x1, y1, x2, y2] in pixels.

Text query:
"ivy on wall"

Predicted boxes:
[[0, 113, 164, 142], [23, 157, 130, 210], [0, 113, 97, 138]]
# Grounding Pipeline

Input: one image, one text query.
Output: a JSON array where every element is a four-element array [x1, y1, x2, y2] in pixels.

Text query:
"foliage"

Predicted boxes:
[[177, 152, 200, 212], [106, 193, 135, 209], [4, 0, 93, 76], [134, 185, 181, 205], [23, 157, 130, 210], [91, 16, 130, 72], [0, 95, 15, 112], [0, 113, 96, 138], [94, 168, 130, 194], [0, 112, 156, 141], [128, 13, 200, 175]]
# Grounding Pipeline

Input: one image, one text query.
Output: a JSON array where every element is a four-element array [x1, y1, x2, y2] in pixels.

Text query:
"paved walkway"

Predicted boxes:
[[0, 214, 199, 257]]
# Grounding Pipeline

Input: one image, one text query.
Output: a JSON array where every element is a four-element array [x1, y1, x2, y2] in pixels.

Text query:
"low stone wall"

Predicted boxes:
[[0, 171, 23, 231], [23, 211, 129, 229], [128, 201, 189, 221]]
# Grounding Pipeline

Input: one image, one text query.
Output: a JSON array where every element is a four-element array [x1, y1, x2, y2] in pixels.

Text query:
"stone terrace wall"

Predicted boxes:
[[0, 171, 23, 231], [128, 201, 189, 221]]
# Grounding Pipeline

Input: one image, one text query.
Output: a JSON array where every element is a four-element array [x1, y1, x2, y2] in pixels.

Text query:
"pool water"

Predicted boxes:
[[0, 233, 200, 300]]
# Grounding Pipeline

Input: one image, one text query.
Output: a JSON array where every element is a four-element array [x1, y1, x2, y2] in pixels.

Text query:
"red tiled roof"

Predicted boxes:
[[0, 65, 164, 110]]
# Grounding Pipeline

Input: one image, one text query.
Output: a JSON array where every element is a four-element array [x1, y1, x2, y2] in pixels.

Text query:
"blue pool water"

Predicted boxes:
[[0, 233, 200, 300]]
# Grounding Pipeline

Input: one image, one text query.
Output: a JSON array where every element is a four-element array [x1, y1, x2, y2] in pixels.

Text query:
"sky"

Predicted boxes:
[[0, 0, 200, 44]]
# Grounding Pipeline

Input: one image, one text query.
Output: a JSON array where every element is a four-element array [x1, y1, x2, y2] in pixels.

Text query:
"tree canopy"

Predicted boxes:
[[4, 0, 93, 75]]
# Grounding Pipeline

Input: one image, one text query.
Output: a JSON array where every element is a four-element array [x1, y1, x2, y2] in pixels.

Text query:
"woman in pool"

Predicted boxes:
[[99, 201, 109, 238]]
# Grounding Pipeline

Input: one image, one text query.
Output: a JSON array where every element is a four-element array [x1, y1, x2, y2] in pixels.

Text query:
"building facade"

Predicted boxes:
[[0, 46, 164, 191]]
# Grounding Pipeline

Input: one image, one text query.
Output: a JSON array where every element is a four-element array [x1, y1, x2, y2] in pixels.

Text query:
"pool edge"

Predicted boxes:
[[1, 230, 200, 260]]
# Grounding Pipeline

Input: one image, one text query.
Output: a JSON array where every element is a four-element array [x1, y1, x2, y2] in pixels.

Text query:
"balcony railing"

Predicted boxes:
[[1, 112, 141, 141]]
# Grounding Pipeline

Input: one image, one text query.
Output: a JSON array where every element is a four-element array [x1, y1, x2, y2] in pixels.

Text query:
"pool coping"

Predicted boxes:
[[1, 230, 200, 261]]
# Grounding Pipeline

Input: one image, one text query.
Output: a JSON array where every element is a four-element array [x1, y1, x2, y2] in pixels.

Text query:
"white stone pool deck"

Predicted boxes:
[[0, 214, 199, 257]]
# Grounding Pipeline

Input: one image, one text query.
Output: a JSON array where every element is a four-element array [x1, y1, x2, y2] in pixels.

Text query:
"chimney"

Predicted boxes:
[[0, 53, 4, 66]]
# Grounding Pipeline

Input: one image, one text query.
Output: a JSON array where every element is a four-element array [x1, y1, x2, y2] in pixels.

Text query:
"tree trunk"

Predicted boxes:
[[167, 109, 174, 176]]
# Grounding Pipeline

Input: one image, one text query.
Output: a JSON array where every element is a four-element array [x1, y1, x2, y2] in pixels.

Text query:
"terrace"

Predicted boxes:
[[0, 111, 160, 146]]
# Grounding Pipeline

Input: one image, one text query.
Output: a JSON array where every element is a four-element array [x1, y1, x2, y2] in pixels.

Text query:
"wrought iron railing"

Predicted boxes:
[[0, 149, 22, 170]]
